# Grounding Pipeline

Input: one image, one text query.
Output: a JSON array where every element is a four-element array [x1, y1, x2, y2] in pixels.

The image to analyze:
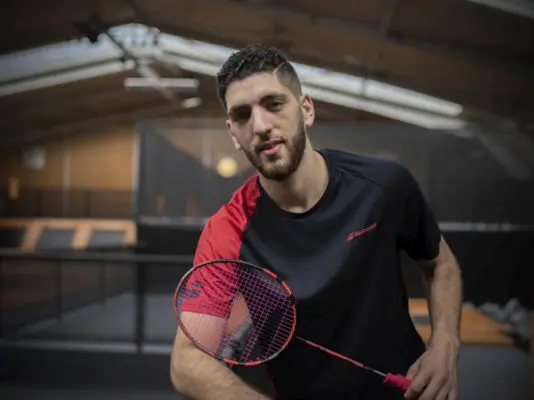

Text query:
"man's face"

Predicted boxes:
[[225, 72, 314, 181]]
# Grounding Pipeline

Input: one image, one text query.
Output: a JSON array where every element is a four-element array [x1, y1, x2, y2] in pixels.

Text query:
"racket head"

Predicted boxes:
[[173, 259, 297, 366]]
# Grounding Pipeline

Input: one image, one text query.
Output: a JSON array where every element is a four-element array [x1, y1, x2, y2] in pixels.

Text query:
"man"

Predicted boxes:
[[170, 44, 462, 400]]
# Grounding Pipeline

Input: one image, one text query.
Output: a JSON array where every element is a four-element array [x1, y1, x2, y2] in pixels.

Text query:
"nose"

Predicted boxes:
[[251, 107, 273, 136]]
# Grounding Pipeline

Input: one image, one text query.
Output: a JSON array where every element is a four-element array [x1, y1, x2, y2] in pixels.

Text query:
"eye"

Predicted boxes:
[[267, 101, 284, 112], [232, 109, 251, 123]]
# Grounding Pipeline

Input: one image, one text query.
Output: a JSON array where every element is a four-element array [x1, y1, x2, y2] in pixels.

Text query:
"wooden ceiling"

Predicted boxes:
[[1, 0, 533, 147]]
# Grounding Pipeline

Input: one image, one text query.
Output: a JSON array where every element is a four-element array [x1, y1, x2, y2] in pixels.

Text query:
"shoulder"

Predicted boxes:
[[319, 148, 412, 191], [194, 174, 260, 262], [212, 173, 261, 232]]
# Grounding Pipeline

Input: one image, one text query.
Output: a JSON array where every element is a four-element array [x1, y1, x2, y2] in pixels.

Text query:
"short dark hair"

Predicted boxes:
[[216, 43, 302, 110]]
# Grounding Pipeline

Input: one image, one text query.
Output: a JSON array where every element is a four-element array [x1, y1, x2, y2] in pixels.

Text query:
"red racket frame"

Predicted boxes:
[[173, 258, 298, 366]]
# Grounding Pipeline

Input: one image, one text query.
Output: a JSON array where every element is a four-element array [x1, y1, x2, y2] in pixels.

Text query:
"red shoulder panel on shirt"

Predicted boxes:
[[194, 174, 260, 264]]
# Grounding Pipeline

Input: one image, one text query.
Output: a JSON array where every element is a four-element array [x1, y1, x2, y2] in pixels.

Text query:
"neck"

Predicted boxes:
[[259, 144, 329, 214]]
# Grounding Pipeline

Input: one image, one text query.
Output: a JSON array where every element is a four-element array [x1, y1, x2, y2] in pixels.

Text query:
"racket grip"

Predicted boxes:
[[383, 373, 411, 391]]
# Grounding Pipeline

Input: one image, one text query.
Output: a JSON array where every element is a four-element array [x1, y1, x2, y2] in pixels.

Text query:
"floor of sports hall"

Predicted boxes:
[[0, 219, 532, 399]]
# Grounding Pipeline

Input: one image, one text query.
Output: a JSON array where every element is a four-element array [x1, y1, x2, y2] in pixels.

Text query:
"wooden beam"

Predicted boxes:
[[72, 222, 92, 250], [20, 222, 42, 251]]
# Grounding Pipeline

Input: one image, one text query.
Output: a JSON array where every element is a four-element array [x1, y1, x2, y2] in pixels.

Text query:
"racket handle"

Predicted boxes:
[[383, 373, 411, 391]]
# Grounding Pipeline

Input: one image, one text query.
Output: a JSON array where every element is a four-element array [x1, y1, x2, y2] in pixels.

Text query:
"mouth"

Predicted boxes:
[[258, 139, 284, 156]]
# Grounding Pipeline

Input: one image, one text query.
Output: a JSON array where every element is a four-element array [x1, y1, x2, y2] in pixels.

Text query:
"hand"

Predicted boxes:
[[404, 337, 459, 400]]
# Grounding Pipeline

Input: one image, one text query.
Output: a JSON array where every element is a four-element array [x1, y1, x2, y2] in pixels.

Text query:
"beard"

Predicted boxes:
[[241, 116, 307, 182]]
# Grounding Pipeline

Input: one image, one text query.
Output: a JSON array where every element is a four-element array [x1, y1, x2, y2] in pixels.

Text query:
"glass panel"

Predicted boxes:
[[88, 230, 126, 248], [36, 228, 75, 250], [143, 262, 190, 346], [0, 259, 136, 345], [1, 260, 58, 334]]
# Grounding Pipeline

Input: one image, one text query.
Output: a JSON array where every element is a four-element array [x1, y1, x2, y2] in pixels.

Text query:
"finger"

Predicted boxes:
[[418, 373, 448, 400], [404, 370, 431, 399], [405, 360, 420, 380], [435, 383, 451, 400], [446, 384, 458, 400]]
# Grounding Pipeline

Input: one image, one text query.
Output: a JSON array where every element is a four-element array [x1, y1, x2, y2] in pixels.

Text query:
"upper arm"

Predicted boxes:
[[173, 295, 253, 359], [418, 234, 458, 275], [174, 312, 229, 354]]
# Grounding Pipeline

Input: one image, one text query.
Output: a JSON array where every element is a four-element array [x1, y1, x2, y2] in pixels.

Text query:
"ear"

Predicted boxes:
[[300, 94, 315, 128], [226, 119, 241, 151]]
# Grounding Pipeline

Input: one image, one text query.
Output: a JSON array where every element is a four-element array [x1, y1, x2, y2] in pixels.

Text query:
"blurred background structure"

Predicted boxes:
[[0, 1, 533, 399]]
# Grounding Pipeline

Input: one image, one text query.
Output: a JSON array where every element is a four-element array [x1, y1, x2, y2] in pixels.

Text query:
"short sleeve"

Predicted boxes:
[[395, 166, 441, 261], [179, 220, 239, 318], [193, 219, 217, 265]]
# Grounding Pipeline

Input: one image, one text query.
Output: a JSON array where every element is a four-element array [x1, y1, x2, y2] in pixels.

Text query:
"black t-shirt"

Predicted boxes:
[[193, 148, 442, 399]]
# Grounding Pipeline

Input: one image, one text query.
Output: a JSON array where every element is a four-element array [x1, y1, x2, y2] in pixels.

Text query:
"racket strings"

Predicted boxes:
[[237, 276, 291, 362], [175, 261, 296, 364], [232, 267, 294, 363]]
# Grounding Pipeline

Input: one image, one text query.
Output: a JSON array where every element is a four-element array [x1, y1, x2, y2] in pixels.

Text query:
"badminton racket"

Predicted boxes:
[[173, 258, 412, 392]]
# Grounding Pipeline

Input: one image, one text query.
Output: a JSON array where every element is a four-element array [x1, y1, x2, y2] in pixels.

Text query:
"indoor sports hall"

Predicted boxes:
[[0, 1, 532, 399]]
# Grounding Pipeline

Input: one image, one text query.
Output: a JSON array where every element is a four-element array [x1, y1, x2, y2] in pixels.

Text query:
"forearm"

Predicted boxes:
[[171, 345, 271, 400], [422, 258, 462, 347]]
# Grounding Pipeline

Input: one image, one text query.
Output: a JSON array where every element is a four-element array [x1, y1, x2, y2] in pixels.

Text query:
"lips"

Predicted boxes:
[[258, 139, 283, 156]]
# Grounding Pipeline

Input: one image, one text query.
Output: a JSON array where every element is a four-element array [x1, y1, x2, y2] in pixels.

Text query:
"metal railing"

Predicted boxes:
[[0, 249, 193, 353], [1, 231, 532, 355]]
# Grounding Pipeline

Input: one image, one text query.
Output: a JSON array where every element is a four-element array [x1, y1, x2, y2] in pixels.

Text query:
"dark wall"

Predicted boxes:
[[136, 122, 252, 219], [308, 123, 534, 224], [427, 132, 534, 223]]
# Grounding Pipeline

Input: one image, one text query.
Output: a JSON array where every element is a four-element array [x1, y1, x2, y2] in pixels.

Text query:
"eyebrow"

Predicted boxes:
[[228, 92, 288, 115]]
